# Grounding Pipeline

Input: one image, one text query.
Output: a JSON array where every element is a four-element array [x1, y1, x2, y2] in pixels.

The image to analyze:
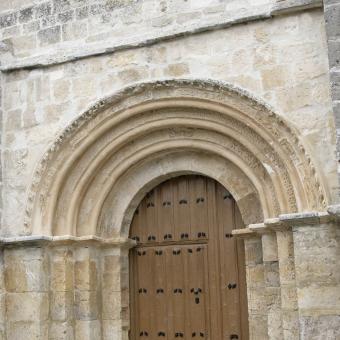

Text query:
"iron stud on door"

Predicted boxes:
[[227, 283, 237, 290]]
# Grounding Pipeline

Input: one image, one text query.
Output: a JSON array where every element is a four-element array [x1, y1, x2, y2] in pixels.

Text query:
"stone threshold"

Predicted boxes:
[[0, 0, 322, 72]]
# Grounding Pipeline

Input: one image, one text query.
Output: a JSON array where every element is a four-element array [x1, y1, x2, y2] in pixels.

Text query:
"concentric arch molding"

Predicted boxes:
[[24, 79, 329, 237]]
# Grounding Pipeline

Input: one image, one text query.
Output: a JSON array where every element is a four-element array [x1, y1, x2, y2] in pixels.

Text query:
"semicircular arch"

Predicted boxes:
[[25, 79, 328, 236]]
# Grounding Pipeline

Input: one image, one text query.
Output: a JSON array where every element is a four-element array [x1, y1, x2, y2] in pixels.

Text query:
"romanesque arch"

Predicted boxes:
[[25, 79, 328, 238]]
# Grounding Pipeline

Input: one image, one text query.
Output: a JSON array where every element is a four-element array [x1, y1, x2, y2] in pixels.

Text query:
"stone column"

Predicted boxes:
[[266, 219, 300, 340], [49, 245, 75, 339], [281, 211, 340, 339], [74, 245, 102, 339], [249, 224, 283, 340], [101, 245, 130, 340], [234, 228, 268, 340]]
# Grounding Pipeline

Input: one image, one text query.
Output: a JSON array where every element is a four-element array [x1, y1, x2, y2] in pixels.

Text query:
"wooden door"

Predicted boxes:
[[129, 175, 249, 340]]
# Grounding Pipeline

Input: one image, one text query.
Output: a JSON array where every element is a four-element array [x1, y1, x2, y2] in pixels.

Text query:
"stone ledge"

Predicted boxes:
[[232, 227, 258, 239], [0, 0, 322, 72], [272, 0, 323, 15], [0, 235, 136, 248], [234, 207, 340, 237], [279, 211, 332, 226]]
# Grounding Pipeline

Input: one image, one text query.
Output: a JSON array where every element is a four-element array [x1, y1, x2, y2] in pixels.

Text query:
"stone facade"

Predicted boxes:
[[0, 0, 339, 339]]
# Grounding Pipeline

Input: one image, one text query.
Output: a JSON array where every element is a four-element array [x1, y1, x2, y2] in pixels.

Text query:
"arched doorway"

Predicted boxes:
[[129, 175, 249, 339]]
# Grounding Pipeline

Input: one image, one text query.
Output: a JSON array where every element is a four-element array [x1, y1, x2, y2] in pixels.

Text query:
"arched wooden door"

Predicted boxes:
[[129, 175, 249, 340]]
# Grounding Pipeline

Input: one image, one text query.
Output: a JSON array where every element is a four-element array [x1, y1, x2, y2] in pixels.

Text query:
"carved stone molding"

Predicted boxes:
[[24, 79, 328, 237]]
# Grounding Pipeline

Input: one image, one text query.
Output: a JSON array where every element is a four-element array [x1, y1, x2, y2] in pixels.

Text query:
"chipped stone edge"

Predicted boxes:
[[0, 235, 137, 248], [233, 205, 340, 237], [0, 0, 322, 72]]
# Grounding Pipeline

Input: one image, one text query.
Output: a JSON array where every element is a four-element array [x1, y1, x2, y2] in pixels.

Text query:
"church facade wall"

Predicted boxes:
[[0, 0, 339, 339]]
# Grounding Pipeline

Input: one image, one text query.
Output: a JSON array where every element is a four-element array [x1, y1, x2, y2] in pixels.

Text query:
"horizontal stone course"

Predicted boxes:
[[0, 0, 323, 71]]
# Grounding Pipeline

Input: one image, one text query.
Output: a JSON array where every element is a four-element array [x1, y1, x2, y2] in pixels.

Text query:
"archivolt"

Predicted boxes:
[[25, 79, 328, 236]]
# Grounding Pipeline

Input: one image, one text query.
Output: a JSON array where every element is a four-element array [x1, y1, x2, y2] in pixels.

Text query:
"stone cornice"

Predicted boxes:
[[0, 0, 322, 72], [0, 235, 137, 249]]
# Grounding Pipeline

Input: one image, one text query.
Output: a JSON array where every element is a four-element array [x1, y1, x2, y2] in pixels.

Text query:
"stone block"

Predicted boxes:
[[267, 305, 283, 339], [4, 248, 48, 292], [164, 63, 189, 77], [248, 288, 267, 313], [35, 2, 53, 19], [75, 320, 101, 340], [262, 233, 278, 262], [331, 70, 340, 99], [281, 310, 300, 339], [261, 65, 287, 90], [299, 314, 340, 340], [62, 21, 88, 41], [280, 285, 298, 311], [264, 261, 280, 287], [278, 258, 296, 284], [325, 3, 340, 39], [53, 79, 71, 102], [58, 10, 74, 23], [102, 320, 122, 340], [276, 230, 294, 259], [327, 39, 340, 69], [38, 26, 61, 46], [76, 6, 89, 20], [248, 315, 268, 340], [51, 257, 74, 292], [75, 260, 97, 291], [297, 285, 340, 312], [117, 67, 149, 84], [19, 7, 34, 23], [244, 239, 263, 265], [6, 321, 48, 340], [102, 255, 121, 291], [53, 0, 72, 13], [0, 13, 17, 29], [50, 291, 74, 321], [293, 224, 338, 254], [74, 290, 99, 320], [246, 265, 265, 288], [41, 15, 57, 27], [23, 21, 41, 34], [102, 291, 121, 320], [295, 254, 340, 286], [49, 321, 74, 340], [72, 77, 97, 98], [5, 109, 22, 131], [6, 293, 49, 322]]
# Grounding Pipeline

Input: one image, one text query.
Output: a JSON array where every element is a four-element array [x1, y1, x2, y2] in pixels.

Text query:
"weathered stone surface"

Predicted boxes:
[[37, 25, 61, 46], [75, 260, 97, 291], [6, 292, 49, 321]]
